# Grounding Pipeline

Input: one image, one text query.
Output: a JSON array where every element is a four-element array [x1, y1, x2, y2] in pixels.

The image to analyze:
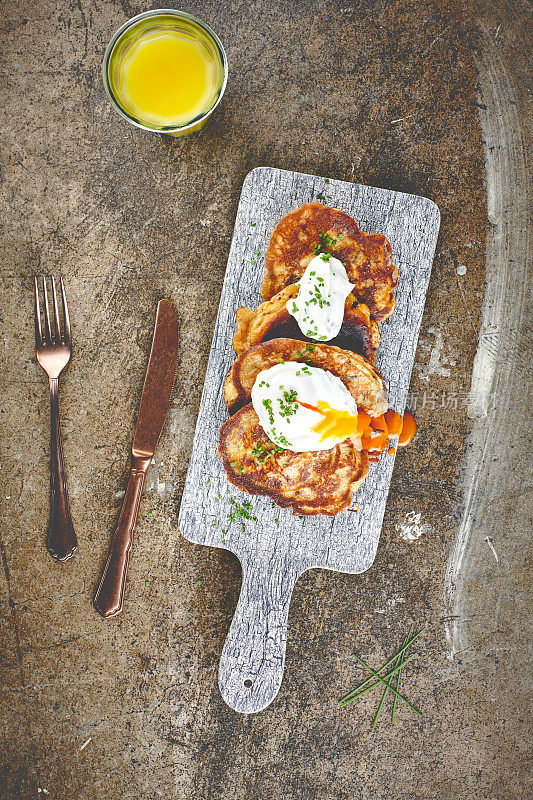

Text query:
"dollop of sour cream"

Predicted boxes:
[[251, 362, 358, 452], [286, 253, 355, 341]]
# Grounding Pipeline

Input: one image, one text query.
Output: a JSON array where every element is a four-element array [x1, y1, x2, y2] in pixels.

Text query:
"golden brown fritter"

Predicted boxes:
[[223, 337, 387, 417], [233, 284, 300, 354], [218, 404, 369, 516], [233, 285, 380, 362], [262, 202, 398, 321]]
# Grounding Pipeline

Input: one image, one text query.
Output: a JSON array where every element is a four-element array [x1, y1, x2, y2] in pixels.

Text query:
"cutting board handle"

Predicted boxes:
[[218, 554, 302, 714]]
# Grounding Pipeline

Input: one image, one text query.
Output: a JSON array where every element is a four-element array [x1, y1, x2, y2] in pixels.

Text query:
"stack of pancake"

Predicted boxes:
[[218, 202, 398, 516]]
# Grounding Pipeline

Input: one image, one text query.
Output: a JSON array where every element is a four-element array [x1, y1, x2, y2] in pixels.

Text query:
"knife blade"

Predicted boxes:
[[94, 299, 179, 618], [133, 299, 180, 458]]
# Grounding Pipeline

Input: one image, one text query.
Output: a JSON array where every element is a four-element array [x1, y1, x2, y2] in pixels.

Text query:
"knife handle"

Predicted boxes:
[[93, 456, 151, 618]]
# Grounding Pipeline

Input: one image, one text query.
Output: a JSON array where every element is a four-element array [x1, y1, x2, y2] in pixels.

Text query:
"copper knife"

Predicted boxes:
[[94, 299, 179, 618]]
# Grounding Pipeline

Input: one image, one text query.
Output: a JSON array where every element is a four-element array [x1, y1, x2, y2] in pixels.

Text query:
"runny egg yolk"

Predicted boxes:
[[397, 410, 417, 446], [294, 403, 418, 452], [297, 400, 360, 442]]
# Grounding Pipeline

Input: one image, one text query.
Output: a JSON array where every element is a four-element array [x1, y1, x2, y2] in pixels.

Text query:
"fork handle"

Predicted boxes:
[[93, 455, 151, 618], [47, 378, 78, 561]]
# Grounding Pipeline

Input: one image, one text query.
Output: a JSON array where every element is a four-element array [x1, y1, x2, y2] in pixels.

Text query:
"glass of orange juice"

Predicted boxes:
[[103, 9, 227, 137]]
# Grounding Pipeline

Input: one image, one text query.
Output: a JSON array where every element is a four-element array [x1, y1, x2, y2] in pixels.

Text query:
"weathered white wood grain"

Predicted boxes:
[[178, 167, 440, 713]]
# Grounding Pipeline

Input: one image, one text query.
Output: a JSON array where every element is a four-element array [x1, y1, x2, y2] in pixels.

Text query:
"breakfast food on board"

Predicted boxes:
[[224, 338, 387, 417], [233, 287, 380, 362], [217, 200, 405, 516], [262, 202, 398, 321], [219, 404, 369, 516]]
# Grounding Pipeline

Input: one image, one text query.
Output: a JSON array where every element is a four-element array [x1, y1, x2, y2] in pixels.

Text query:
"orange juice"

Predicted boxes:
[[103, 11, 227, 135], [121, 31, 217, 127]]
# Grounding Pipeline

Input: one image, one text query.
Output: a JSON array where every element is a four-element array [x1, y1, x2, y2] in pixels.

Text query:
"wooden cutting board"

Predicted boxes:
[[178, 167, 440, 714]]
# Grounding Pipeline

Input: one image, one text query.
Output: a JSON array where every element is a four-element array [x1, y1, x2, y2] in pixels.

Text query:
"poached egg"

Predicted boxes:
[[251, 362, 360, 452], [286, 253, 355, 341]]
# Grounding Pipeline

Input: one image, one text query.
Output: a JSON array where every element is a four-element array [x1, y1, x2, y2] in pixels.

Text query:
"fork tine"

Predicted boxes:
[[60, 277, 71, 346], [34, 277, 43, 345], [51, 276, 61, 341], [42, 276, 52, 343]]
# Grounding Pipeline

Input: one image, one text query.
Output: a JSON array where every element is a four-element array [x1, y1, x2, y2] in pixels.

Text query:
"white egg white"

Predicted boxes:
[[251, 361, 358, 452], [285, 253, 355, 341]]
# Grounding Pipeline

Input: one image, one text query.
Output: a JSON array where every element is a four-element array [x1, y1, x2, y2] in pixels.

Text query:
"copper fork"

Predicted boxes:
[[34, 276, 77, 561]]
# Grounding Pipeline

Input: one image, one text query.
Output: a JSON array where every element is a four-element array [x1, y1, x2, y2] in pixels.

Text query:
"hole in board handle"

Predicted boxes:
[[244, 679, 253, 688]]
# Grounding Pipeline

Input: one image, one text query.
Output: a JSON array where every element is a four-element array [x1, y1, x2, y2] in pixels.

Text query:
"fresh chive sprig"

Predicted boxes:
[[352, 654, 422, 717], [340, 628, 423, 703], [339, 652, 418, 707], [339, 627, 423, 727], [391, 624, 412, 723], [371, 624, 412, 729]]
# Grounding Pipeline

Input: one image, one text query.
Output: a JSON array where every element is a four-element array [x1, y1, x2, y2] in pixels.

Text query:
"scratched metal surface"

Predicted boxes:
[[178, 166, 439, 712]]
